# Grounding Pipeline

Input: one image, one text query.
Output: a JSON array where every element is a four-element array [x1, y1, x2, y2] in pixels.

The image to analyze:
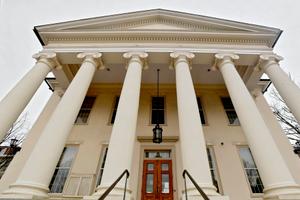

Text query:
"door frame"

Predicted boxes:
[[137, 144, 178, 200]]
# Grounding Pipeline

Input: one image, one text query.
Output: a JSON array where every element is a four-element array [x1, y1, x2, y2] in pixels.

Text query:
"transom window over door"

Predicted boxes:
[[151, 97, 165, 124], [145, 150, 171, 159]]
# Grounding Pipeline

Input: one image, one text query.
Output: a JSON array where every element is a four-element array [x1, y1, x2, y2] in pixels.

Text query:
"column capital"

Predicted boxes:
[[123, 52, 148, 69], [169, 52, 194, 69], [77, 52, 105, 70], [32, 52, 61, 70], [213, 53, 239, 70], [255, 54, 283, 71]]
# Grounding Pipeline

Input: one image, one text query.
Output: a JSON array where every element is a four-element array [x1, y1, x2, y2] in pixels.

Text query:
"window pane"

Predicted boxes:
[[197, 97, 206, 124], [82, 97, 96, 108], [221, 97, 234, 109], [146, 174, 154, 193], [152, 110, 165, 124], [0, 156, 13, 179], [75, 110, 90, 123], [151, 97, 165, 124], [206, 148, 220, 192], [110, 96, 120, 124], [75, 97, 95, 124], [161, 163, 169, 171], [239, 147, 264, 193], [200, 111, 206, 124], [221, 97, 240, 125], [226, 111, 240, 125], [152, 97, 164, 109], [96, 147, 108, 186], [161, 174, 170, 193], [145, 151, 170, 158], [147, 163, 154, 171], [49, 146, 77, 193]]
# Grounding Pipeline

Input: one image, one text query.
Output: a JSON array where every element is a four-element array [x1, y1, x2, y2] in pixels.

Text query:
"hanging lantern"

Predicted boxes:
[[153, 124, 163, 144]]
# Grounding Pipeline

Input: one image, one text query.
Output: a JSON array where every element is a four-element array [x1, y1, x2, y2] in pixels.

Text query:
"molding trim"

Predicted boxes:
[[137, 136, 179, 143]]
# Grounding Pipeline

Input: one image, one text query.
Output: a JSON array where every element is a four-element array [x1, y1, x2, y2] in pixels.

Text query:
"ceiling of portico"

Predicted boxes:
[[59, 52, 257, 86]]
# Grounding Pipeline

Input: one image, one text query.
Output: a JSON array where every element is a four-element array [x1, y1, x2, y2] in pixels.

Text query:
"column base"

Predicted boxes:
[[264, 194, 300, 200], [0, 181, 49, 200], [83, 186, 132, 200], [185, 195, 230, 200], [264, 182, 300, 200], [184, 186, 229, 200]]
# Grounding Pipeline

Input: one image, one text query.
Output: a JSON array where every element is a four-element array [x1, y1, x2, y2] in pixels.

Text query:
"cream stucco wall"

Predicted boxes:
[[1, 84, 299, 200]]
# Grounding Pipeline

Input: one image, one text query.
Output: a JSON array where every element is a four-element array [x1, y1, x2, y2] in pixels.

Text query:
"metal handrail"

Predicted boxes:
[[182, 169, 210, 200], [98, 169, 130, 200]]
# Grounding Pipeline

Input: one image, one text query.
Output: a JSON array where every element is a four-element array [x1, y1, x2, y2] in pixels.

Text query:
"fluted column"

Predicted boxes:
[[215, 53, 300, 199], [0, 52, 59, 141], [90, 52, 147, 199], [170, 52, 219, 197], [257, 54, 300, 124], [0, 52, 102, 199]]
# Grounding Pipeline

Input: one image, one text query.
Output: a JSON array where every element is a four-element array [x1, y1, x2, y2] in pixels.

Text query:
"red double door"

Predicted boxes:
[[141, 160, 173, 200]]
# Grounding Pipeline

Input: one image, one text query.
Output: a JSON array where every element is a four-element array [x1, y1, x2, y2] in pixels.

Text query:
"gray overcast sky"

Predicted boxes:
[[0, 0, 300, 126]]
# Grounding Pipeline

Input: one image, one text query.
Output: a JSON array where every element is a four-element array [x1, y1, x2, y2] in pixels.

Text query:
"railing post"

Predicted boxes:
[[123, 171, 129, 200], [183, 169, 210, 200], [183, 170, 188, 200], [98, 169, 130, 200]]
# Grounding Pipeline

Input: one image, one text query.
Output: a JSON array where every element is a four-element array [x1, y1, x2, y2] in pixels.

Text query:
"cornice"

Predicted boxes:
[[43, 34, 272, 47]]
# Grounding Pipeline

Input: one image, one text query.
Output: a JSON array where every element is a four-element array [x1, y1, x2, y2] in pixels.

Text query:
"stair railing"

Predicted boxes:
[[182, 169, 210, 200], [98, 169, 130, 200]]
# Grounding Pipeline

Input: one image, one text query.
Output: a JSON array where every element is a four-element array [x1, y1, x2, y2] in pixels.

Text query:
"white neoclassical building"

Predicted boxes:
[[0, 9, 300, 200]]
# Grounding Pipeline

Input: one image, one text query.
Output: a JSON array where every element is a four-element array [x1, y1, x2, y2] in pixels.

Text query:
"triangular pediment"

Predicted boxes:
[[54, 15, 252, 33], [34, 9, 282, 47]]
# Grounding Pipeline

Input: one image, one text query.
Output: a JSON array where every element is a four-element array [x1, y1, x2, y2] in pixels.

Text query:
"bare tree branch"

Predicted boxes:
[[269, 88, 300, 144]]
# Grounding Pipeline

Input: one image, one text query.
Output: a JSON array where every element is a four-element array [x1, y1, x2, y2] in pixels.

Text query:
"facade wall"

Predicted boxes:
[[2, 84, 299, 200]]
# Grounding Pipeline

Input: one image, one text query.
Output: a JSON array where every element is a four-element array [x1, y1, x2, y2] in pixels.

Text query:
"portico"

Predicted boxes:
[[0, 9, 300, 200]]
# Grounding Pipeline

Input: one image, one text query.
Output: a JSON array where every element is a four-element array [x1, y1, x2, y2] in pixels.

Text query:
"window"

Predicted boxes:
[[220, 97, 240, 125], [144, 150, 171, 159], [75, 96, 96, 124], [239, 147, 264, 193], [0, 156, 13, 179], [96, 146, 108, 187], [151, 97, 165, 124], [206, 147, 220, 192], [49, 146, 78, 193], [110, 96, 120, 124], [197, 97, 206, 124]]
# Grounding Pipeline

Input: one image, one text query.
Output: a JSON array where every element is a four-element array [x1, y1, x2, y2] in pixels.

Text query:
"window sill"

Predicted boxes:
[[74, 123, 89, 126]]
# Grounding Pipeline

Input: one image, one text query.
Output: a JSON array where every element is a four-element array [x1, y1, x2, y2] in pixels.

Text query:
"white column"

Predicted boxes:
[[0, 52, 102, 199], [258, 54, 300, 124], [0, 52, 59, 142], [252, 89, 300, 184], [170, 52, 219, 196], [216, 53, 300, 199], [91, 52, 147, 199]]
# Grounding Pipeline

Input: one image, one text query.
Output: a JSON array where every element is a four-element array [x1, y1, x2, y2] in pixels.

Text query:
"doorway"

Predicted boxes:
[[141, 150, 173, 200]]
